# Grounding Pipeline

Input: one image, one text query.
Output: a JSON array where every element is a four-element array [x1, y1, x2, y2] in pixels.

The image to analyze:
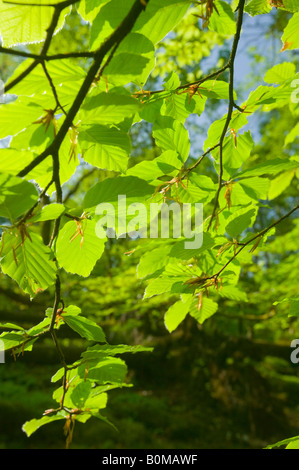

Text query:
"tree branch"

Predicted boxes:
[[207, 0, 246, 231], [183, 143, 221, 179], [186, 203, 299, 289], [4, 0, 79, 93], [48, 150, 63, 247], [17, 0, 150, 179], [137, 64, 229, 98], [41, 61, 67, 116], [0, 47, 94, 61]]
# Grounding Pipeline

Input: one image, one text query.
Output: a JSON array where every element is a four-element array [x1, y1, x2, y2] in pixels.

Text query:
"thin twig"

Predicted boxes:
[[213, 203, 299, 280], [183, 143, 221, 179], [41, 61, 67, 116], [188, 203, 299, 289], [142, 64, 229, 97], [48, 275, 67, 407], [63, 168, 96, 203]]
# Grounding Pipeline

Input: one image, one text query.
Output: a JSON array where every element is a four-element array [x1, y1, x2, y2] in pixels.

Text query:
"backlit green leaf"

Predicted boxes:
[[281, 12, 299, 51], [56, 219, 106, 277], [22, 411, 68, 437], [0, 0, 70, 47], [208, 1, 236, 36], [0, 229, 56, 297], [164, 298, 192, 332], [79, 124, 130, 172], [63, 312, 106, 343]]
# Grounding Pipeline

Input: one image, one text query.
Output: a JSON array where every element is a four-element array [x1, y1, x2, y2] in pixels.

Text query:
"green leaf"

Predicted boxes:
[[63, 312, 106, 342], [144, 263, 201, 298], [268, 171, 295, 200], [77, 0, 110, 22], [0, 98, 46, 139], [79, 356, 127, 384], [10, 125, 79, 193], [89, 0, 133, 49], [234, 158, 299, 179], [161, 92, 205, 122], [215, 131, 254, 178], [46, 304, 81, 318], [0, 149, 35, 177], [56, 219, 106, 277], [204, 112, 246, 151], [0, 322, 25, 331], [144, 277, 178, 298], [174, 173, 216, 204], [264, 62, 297, 84], [133, 0, 189, 45], [25, 317, 52, 336], [56, 378, 110, 412], [152, 116, 190, 162], [105, 52, 150, 79], [6, 59, 86, 97], [0, 331, 26, 350], [90, 0, 189, 50], [70, 381, 92, 408], [163, 71, 180, 91], [243, 85, 277, 111], [231, 176, 270, 204], [79, 124, 130, 172], [81, 343, 153, 359], [0, 173, 38, 221], [169, 231, 216, 260], [282, 0, 299, 12], [139, 97, 164, 123], [164, 298, 191, 333], [0, 333, 37, 354], [225, 205, 258, 238], [22, 411, 68, 437], [290, 299, 299, 317], [0, 229, 57, 297], [265, 435, 299, 449], [84, 391, 108, 410], [0, 0, 70, 47], [199, 80, 236, 100], [52, 374, 94, 409], [189, 297, 218, 324], [208, 1, 236, 36], [244, 0, 272, 16], [286, 440, 299, 449], [29, 204, 65, 223], [84, 174, 154, 237], [80, 92, 140, 125], [281, 12, 299, 51], [217, 285, 248, 302], [127, 150, 182, 182], [285, 123, 299, 146], [104, 33, 155, 86], [83, 175, 154, 211], [137, 244, 173, 279]]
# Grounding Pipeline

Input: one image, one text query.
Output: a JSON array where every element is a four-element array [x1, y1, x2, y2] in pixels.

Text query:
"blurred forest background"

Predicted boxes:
[[0, 3, 299, 449]]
